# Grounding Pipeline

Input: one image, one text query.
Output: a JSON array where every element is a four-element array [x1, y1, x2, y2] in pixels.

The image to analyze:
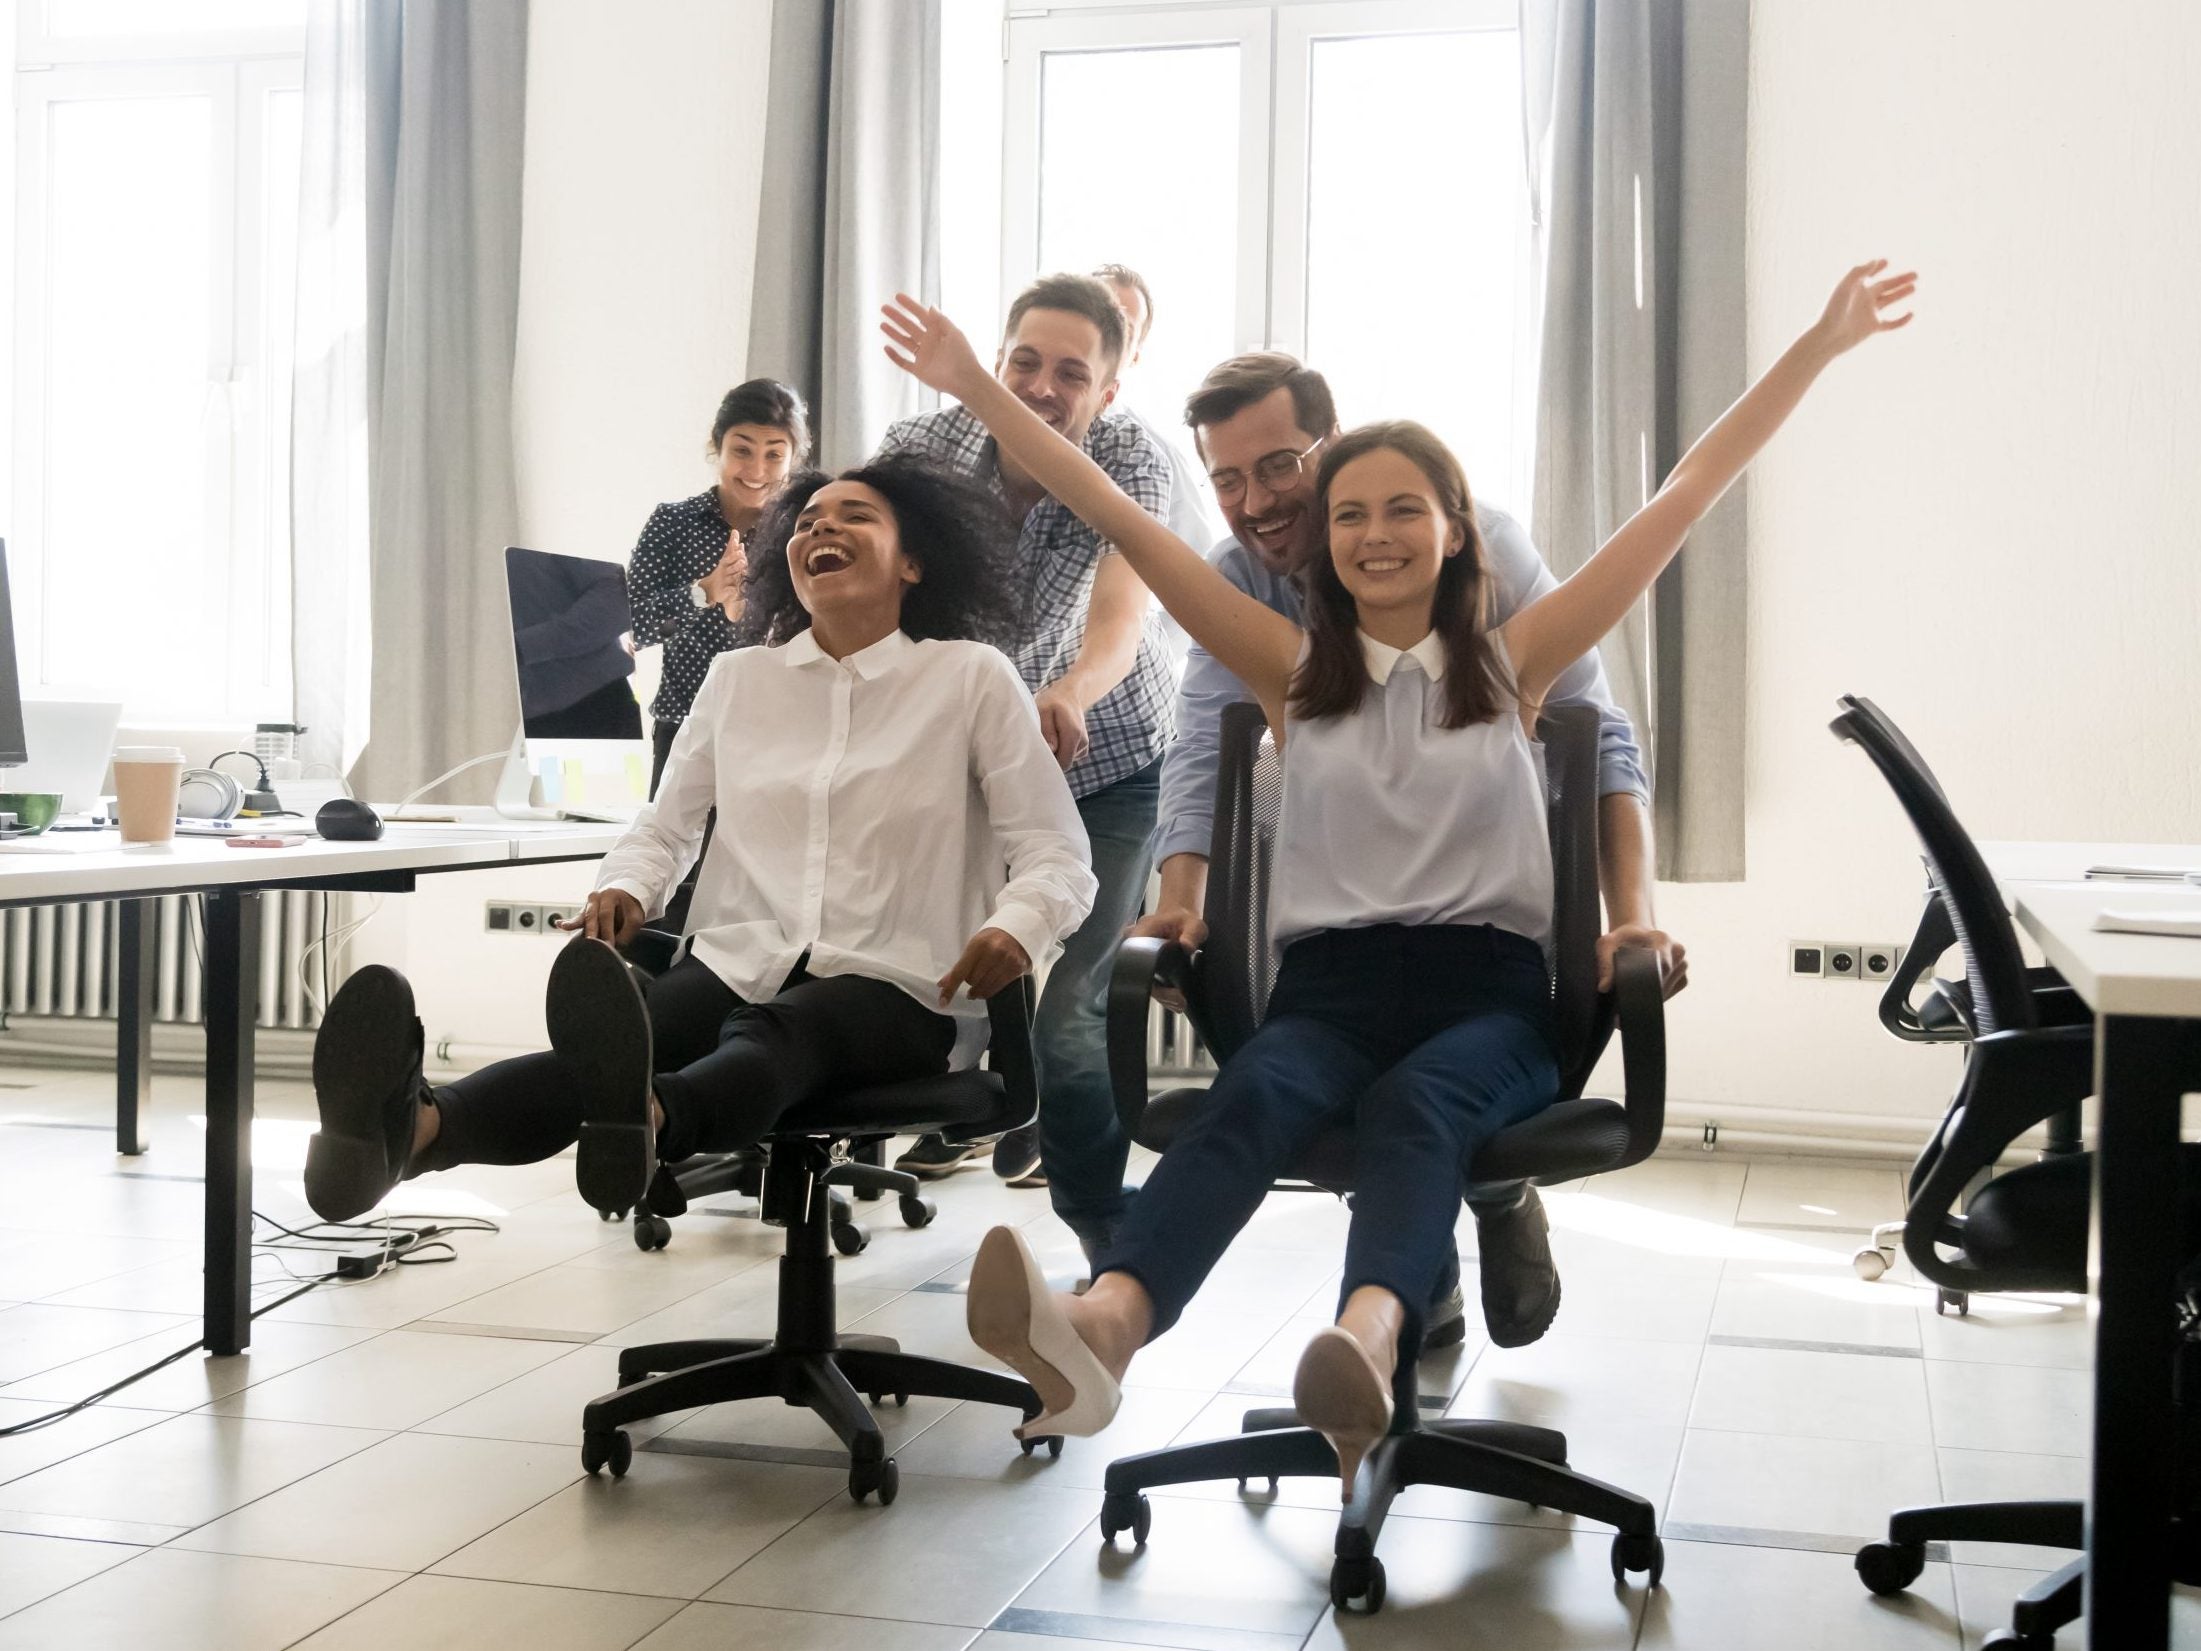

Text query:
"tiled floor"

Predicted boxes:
[[0, 1065, 2188, 1649]]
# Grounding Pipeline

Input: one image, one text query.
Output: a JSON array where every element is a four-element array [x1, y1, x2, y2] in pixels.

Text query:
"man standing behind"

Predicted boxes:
[[877, 274, 1175, 1267], [1138, 352, 1688, 1348]]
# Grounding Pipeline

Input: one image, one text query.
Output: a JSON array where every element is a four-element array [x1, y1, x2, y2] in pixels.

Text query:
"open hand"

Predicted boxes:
[[1814, 260, 1917, 355], [881, 294, 989, 401], [936, 926, 1032, 1006], [1597, 923, 1688, 998]]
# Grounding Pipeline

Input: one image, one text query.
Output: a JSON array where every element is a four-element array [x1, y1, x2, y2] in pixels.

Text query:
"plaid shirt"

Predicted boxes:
[[876, 404, 1177, 798]]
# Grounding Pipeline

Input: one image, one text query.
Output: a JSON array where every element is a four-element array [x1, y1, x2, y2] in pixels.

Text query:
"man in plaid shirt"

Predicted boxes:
[[876, 273, 1176, 1265]]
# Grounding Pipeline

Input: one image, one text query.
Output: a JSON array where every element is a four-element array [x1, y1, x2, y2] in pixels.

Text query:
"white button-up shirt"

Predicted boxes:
[[595, 628, 1097, 1065]]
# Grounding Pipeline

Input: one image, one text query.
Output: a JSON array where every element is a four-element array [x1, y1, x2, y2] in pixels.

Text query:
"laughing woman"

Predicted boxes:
[[301, 458, 1097, 1226], [880, 261, 1915, 1497]]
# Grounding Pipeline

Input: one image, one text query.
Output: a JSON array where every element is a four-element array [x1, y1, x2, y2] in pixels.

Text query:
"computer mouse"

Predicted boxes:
[[315, 797, 385, 842]]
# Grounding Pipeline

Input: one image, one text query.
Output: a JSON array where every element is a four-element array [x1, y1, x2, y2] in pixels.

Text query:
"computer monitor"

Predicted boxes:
[[497, 546, 648, 821], [0, 542, 29, 771]]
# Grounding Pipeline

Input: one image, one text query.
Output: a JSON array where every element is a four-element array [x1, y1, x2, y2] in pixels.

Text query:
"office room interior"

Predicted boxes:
[[0, 0, 2197, 1648]]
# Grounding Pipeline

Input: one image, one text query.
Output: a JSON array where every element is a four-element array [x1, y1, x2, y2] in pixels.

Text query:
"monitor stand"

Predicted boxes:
[[493, 729, 560, 820]]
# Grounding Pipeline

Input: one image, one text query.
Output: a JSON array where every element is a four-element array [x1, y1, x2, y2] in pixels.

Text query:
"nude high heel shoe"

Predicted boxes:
[[1292, 1326, 1395, 1504], [966, 1225, 1122, 1439]]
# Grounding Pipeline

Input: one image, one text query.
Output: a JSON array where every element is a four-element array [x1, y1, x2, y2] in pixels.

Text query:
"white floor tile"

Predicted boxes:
[[889, 1385, 1213, 1491], [0, 1319, 379, 1411], [415, 1341, 692, 1446], [1923, 1358, 2089, 1456], [1711, 1268, 1927, 1350], [0, 1529, 138, 1618], [287, 1573, 684, 1651], [1950, 1563, 2201, 1648], [634, 1600, 978, 1651], [1935, 1445, 2088, 1569], [1666, 1428, 1942, 1543], [1916, 1294, 2091, 1369], [1637, 1539, 1959, 1648], [0, 1548, 402, 1651], [1450, 1333, 1703, 1431], [0, 1302, 194, 1384], [1737, 1162, 1907, 1232], [0, 1395, 168, 1487], [204, 1327, 570, 1430], [1689, 1343, 1933, 1445]]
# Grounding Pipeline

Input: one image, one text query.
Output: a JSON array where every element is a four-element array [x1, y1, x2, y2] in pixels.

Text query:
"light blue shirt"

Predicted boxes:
[[1151, 502, 1650, 866]]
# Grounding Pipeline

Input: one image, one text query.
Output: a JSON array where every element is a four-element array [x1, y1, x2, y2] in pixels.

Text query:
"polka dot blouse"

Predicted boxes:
[[627, 488, 741, 724]]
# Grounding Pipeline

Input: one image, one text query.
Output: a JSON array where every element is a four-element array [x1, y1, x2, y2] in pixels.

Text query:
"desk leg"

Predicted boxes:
[[116, 899, 154, 1156], [203, 890, 260, 1356], [2085, 1013, 2189, 1650]]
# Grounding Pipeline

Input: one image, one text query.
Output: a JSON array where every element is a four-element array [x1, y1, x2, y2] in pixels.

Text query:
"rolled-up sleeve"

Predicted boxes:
[[967, 649, 1098, 968], [1478, 506, 1650, 802]]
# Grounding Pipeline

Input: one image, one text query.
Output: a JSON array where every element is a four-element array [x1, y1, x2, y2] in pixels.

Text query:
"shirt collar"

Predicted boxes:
[[777, 626, 914, 680], [1359, 629, 1447, 684]]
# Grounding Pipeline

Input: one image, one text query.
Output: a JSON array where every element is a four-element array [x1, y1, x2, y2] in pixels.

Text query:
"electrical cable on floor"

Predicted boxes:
[[0, 1210, 500, 1440]]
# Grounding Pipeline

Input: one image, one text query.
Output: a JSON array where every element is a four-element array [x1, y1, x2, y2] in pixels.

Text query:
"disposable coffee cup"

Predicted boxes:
[[112, 745, 186, 844]]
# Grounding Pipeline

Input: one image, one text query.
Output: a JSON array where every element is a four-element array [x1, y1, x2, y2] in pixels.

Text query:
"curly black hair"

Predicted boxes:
[[736, 457, 1028, 651]]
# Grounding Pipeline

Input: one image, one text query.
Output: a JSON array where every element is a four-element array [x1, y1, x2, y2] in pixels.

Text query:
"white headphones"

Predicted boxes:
[[176, 768, 244, 822]]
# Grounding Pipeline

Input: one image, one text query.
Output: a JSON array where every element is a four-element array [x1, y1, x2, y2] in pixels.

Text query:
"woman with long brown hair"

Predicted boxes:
[[880, 261, 1916, 1501]]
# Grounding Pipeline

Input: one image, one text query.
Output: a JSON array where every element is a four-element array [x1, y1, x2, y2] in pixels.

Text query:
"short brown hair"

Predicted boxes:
[[1002, 273, 1128, 377], [1092, 263, 1154, 344], [1184, 353, 1339, 450]]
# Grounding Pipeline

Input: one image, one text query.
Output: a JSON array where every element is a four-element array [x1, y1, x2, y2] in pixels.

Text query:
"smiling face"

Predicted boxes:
[[786, 480, 920, 626], [996, 307, 1119, 450], [1323, 445, 1467, 621], [715, 422, 796, 515], [1197, 386, 1333, 577]]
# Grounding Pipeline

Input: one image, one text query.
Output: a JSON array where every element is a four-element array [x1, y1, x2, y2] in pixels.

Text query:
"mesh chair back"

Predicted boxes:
[[1196, 699, 1604, 1082], [1830, 695, 2035, 1034]]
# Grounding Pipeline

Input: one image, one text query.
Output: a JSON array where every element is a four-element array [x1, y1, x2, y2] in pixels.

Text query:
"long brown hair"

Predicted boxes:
[[1288, 421, 1514, 730]]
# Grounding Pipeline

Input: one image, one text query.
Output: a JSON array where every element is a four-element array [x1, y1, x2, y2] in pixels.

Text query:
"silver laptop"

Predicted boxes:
[[16, 698, 123, 812]]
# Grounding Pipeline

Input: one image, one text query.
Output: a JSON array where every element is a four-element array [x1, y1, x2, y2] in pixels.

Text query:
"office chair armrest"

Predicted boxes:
[[978, 974, 1041, 1135], [1108, 936, 1198, 1140], [1605, 945, 1668, 1170]]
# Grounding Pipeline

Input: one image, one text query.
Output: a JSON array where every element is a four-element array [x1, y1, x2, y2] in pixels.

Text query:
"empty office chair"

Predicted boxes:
[[1834, 693, 2201, 1647], [574, 975, 1049, 1505], [1099, 703, 1668, 1613]]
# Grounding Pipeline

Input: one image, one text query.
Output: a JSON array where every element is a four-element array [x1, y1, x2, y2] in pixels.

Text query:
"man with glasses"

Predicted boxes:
[[1136, 352, 1686, 1350]]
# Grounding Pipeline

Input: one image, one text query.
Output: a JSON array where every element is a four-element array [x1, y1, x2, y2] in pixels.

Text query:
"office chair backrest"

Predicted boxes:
[[1830, 695, 2035, 1034], [1198, 699, 1604, 1082]]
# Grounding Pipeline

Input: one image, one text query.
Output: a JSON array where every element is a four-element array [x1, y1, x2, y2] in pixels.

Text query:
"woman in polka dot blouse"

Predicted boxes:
[[628, 379, 811, 791]]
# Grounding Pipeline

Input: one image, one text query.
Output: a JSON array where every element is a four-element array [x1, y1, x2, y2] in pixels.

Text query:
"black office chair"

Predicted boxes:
[[1099, 702, 1669, 1612], [1834, 694, 2201, 1648], [574, 974, 1051, 1506], [614, 927, 934, 1256]]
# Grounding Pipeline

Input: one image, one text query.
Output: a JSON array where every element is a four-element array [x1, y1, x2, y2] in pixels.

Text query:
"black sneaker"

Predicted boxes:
[[991, 1121, 1046, 1186], [894, 1132, 995, 1179], [304, 965, 428, 1223], [1475, 1185, 1562, 1348], [557, 939, 657, 1217], [1424, 1280, 1470, 1351]]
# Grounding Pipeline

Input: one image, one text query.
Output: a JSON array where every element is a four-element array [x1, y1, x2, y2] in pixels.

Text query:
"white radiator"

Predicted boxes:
[[1146, 1003, 1213, 1080], [0, 893, 331, 1031]]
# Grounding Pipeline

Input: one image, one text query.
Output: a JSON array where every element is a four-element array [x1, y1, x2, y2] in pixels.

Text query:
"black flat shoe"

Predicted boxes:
[[557, 939, 656, 1216], [1476, 1185, 1563, 1348], [304, 965, 427, 1223]]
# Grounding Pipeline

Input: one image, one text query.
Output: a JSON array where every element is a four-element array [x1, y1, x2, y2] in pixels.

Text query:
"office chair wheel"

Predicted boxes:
[[1609, 1532, 1664, 1588], [598, 1208, 625, 1223], [832, 1220, 870, 1257], [631, 1214, 672, 1252], [848, 1455, 899, 1505], [1020, 1433, 1064, 1458], [1852, 1245, 1894, 1281], [1854, 1539, 1928, 1595], [1099, 1490, 1151, 1546], [1934, 1287, 1970, 1318], [580, 1427, 632, 1478], [1235, 1476, 1280, 1494], [866, 1392, 910, 1408], [1980, 1632, 2052, 1650], [898, 1195, 937, 1228], [1328, 1555, 1386, 1613]]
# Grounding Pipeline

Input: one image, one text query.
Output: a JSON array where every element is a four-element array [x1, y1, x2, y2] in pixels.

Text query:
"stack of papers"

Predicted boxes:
[[2093, 908, 2201, 939]]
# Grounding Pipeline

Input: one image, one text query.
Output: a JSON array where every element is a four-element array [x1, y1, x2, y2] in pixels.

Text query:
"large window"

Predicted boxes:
[[994, 0, 1535, 511], [12, 0, 304, 724]]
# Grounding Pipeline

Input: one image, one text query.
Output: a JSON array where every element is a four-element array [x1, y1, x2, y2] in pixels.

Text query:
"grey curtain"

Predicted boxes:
[[748, 0, 941, 468], [343, 0, 529, 802], [1524, 0, 1749, 881]]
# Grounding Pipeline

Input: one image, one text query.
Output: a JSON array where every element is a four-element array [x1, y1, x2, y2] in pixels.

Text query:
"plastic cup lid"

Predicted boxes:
[[112, 745, 186, 764]]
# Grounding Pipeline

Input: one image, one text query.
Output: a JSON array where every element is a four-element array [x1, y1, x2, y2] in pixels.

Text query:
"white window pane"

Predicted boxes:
[[251, 85, 303, 716], [45, 0, 304, 36], [1303, 28, 1532, 509], [1037, 44, 1239, 433], [43, 94, 216, 708]]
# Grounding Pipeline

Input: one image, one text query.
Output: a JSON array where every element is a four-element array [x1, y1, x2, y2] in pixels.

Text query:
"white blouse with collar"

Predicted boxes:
[[594, 628, 1097, 1065]]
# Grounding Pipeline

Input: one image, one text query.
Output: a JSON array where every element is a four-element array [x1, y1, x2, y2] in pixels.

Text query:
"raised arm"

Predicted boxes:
[[1505, 261, 1917, 705], [881, 295, 1303, 713]]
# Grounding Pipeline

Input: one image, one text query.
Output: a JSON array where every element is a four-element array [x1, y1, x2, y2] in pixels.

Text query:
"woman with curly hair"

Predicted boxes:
[[299, 458, 1095, 1223]]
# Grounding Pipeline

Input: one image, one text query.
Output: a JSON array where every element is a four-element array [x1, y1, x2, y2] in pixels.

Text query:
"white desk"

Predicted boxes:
[[1979, 844, 2201, 1651], [0, 818, 619, 1355]]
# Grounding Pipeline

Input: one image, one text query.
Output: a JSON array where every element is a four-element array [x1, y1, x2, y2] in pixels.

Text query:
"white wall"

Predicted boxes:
[[351, 0, 776, 1056], [1641, 0, 2201, 1143]]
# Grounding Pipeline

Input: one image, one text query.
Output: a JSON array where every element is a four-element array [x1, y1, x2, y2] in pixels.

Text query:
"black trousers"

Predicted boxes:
[[424, 956, 956, 1171], [649, 719, 681, 796]]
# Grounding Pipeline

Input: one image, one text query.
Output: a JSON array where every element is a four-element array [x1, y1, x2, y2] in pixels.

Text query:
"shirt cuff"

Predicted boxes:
[[982, 901, 1059, 979], [1151, 814, 1214, 865], [594, 875, 662, 917], [1595, 753, 1651, 803]]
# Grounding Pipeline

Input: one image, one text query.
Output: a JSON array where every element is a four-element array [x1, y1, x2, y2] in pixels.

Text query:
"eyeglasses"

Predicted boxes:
[[1207, 437, 1325, 505]]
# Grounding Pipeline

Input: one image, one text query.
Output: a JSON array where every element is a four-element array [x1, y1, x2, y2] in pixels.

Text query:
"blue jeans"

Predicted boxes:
[[1097, 923, 1558, 1356], [1035, 758, 1162, 1251]]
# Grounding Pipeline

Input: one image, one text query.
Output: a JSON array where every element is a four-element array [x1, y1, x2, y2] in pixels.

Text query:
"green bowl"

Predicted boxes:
[[0, 793, 64, 835]]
